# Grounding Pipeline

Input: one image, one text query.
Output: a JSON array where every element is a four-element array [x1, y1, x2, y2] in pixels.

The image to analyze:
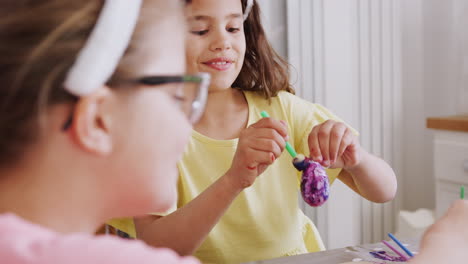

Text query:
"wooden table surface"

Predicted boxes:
[[243, 238, 419, 264]]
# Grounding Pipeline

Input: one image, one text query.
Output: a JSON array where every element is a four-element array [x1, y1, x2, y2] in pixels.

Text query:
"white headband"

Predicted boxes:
[[243, 0, 254, 21], [64, 0, 143, 97]]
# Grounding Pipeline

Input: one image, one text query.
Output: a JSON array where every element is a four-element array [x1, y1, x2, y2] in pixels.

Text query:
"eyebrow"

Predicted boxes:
[[190, 13, 243, 21]]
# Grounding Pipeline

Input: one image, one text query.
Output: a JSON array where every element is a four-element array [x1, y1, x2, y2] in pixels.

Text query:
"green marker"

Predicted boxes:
[[461, 186, 465, 200], [260, 111, 297, 158]]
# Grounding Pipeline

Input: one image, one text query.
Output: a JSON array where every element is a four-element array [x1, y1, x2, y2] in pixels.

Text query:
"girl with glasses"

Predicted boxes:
[[0, 0, 207, 263]]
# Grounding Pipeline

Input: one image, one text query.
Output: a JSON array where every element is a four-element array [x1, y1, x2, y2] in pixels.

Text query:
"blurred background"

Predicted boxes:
[[257, 0, 468, 249]]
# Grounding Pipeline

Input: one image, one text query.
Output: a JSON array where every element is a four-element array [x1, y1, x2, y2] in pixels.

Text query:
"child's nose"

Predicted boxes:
[[209, 31, 232, 52]]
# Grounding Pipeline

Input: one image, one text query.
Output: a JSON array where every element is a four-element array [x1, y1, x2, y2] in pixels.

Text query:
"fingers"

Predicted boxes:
[[252, 127, 286, 148], [309, 120, 334, 166], [329, 123, 347, 164], [250, 138, 283, 160], [309, 120, 355, 167], [338, 128, 355, 158], [308, 126, 322, 162], [247, 118, 287, 160], [251, 117, 288, 139], [244, 148, 277, 169], [238, 117, 289, 171]]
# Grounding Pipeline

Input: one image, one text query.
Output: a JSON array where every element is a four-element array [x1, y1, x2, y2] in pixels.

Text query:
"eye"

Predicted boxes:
[[173, 95, 185, 103], [161, 83, 186, 103], [173, 85, 186, 102], [191, 30, 209, 36], [227, 28, 240, 33]]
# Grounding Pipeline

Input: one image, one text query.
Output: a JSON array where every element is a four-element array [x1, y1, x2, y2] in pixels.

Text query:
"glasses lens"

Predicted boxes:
[[137, 74, 209, 125], [187, 73, 209, 124], [179, 81, 198, 120]]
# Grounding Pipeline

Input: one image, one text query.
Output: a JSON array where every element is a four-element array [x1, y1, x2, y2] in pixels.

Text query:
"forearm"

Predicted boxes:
[[134, 117, 287, 255], [135, 171, 243, 256], [342, 149, 397, 203]]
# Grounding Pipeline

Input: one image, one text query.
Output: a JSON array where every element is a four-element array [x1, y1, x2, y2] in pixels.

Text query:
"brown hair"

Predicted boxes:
[[0, 0, 178, 167], [235, 0, 295, 99], [0, 1, 103, 166], [184, 0, 294, 98]]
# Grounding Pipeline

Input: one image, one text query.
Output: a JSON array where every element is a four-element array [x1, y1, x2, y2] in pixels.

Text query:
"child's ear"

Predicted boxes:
[[70, 86, 114, 156]]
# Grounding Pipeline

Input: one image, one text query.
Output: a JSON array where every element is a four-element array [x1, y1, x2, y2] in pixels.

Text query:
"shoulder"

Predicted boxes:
[[244, 90, 315, 114], [244, 90, 345, 131], [45, 235, 199, 264], [275, 91, 309, 105], [274, 91, 323, 115], [0, 214, 198, 264], [274, 91, 339, 122]]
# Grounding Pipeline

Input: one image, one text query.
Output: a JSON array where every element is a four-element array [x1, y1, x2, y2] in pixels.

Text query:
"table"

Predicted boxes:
[[243, 238, 419, 264]]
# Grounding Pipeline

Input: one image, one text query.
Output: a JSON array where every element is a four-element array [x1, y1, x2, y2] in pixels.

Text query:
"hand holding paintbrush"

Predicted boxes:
[[260, 111, 330, 207]]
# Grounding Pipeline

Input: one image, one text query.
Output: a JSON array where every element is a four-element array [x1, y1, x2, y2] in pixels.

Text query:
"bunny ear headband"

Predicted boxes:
[[64, 0, 142, 96], [243, 0, 254, 21], [65, 0, 253, 97]]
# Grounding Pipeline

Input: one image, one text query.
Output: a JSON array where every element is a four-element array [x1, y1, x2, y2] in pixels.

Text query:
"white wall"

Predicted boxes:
[[286, 0, 402, 248], [259, 0, 365, 248], [400, 0, 429, 212], [260, 0, 468, 247], [257, 0, 287, 57], [401, 0, 462, 211], [258, 0, 467, 248]]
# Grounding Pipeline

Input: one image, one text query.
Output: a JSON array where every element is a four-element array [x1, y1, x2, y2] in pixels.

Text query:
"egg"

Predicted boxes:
[[293, 154, 330, 207]]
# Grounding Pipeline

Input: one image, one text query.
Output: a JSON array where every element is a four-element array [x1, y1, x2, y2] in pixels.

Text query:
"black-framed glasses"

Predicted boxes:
[[62, 73, 210, 130], [135, 73, 210, 124]]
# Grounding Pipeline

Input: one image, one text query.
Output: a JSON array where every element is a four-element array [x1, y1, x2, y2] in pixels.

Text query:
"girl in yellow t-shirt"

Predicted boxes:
[[109, 0, 397, 263]]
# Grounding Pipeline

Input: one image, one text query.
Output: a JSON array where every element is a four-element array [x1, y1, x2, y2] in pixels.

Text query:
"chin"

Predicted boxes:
[[153, 167, 179, 211], [154, 188, 177, 213], [208, 77, 236, 91]]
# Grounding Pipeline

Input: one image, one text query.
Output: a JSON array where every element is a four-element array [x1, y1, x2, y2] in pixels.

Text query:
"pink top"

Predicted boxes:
[[0, 214, 199, 264]]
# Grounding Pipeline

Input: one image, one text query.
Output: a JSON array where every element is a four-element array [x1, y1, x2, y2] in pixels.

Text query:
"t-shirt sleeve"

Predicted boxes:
[[106, 218, 137, 238], [279, 92, 358, 185], [107, 201, 177, 238]]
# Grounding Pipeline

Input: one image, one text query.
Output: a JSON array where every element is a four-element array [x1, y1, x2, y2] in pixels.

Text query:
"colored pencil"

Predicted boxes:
[[381, 240, 409, 261], [388, 233, 414, 257]]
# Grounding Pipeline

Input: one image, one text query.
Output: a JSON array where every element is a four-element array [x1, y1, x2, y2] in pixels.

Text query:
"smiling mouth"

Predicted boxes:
[[202, 58, 234, 71]]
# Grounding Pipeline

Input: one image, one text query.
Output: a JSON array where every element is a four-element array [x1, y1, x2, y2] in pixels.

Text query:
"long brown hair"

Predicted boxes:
[[0, 0, 179, 167], [235, 0, 295, 99]]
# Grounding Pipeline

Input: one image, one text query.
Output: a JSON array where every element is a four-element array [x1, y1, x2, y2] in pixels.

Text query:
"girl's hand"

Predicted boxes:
[[227, 117, 288, 189], [308, 120, 361, 170], [412, 200, 468, 264]]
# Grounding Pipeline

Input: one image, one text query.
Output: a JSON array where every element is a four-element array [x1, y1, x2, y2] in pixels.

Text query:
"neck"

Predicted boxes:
[[0, 148, 103, 234], [206, 87, 240, 108], [194, 87, 249, 139]]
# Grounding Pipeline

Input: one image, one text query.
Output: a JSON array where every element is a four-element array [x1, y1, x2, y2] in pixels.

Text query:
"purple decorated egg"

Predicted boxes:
[[293, 155, 329, 207]]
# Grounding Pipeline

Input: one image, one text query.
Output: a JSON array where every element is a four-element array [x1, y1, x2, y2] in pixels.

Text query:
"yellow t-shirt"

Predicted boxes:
[[108, 91, 354, 263]]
